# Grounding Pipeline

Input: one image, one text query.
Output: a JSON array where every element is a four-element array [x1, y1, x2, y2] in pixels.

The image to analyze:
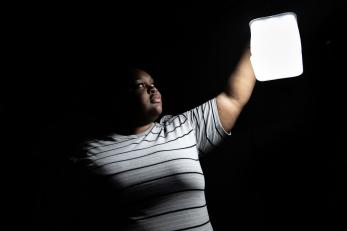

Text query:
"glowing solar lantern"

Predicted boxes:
[[249, 12, 303, 81]]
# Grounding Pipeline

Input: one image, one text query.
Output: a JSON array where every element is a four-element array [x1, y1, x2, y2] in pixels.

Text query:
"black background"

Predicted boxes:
[[4, 0, 346, 230]]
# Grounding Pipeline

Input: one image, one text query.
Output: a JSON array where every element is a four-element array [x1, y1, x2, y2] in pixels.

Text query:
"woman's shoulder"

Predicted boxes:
[[159, 114, 175, 124]]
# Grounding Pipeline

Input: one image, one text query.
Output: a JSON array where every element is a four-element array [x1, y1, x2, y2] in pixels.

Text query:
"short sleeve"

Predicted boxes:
[[183, 98, 231, 155]]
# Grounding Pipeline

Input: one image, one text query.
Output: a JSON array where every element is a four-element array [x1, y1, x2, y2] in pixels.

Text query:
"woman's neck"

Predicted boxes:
[[115, 121, 154, 136], [131, 122, 154, 135]]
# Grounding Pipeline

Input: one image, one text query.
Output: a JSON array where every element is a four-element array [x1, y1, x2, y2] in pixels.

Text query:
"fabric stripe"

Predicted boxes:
[[90, 129, 194, 159], [209, 100, 224, 139], [122, 172, 204, 191], [127, 189, 205, 206], [108, 157, 199, 177], [92, 144, 197, 169], [201, 101, 216, 148], [134, 204, 207, 221], [174, 220, 211, 231]]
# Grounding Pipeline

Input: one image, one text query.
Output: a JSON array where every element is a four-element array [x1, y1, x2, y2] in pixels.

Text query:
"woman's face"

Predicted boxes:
[[128, 69, 162, 123]]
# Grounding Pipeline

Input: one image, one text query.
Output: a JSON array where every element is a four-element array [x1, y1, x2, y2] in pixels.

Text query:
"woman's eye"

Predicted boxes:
[[136, 83, 145, 89]]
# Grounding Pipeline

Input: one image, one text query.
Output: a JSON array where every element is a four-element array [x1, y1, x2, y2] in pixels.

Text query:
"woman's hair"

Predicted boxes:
[[80, 60, 155, 117]]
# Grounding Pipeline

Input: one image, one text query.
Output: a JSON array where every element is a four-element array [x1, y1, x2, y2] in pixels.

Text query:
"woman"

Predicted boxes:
[[73, 47, 256, 230]]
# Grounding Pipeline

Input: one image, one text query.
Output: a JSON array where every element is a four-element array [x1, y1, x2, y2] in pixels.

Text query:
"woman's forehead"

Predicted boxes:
[[131, 69, 154, 82]]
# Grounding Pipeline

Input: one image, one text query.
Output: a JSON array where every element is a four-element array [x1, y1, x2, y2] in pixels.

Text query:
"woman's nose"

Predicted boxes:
[[148, 85, 158, 94]]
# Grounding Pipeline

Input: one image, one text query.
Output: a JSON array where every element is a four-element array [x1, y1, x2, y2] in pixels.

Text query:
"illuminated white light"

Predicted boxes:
[[249, 12, 303, 81]]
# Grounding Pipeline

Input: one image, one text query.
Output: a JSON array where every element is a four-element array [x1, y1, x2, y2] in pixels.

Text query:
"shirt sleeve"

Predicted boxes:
[[183, 98, 231, 155]]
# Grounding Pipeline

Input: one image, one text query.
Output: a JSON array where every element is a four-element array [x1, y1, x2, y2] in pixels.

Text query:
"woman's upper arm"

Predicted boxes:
[[216, 92, 243, 133]]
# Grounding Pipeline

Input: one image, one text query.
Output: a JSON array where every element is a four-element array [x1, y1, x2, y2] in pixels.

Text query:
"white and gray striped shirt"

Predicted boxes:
[[79, 98, 230, 231]]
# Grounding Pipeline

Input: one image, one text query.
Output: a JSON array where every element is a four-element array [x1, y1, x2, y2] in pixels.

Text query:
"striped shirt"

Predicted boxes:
[[78, 98, 230, 231]]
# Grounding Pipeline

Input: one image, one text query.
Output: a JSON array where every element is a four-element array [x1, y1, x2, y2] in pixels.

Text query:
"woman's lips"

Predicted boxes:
[[150, 95, 161, 103]]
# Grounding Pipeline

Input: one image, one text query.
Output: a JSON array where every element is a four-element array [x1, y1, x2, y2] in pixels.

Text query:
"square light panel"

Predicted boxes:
[[249, 12, 303, 81]]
